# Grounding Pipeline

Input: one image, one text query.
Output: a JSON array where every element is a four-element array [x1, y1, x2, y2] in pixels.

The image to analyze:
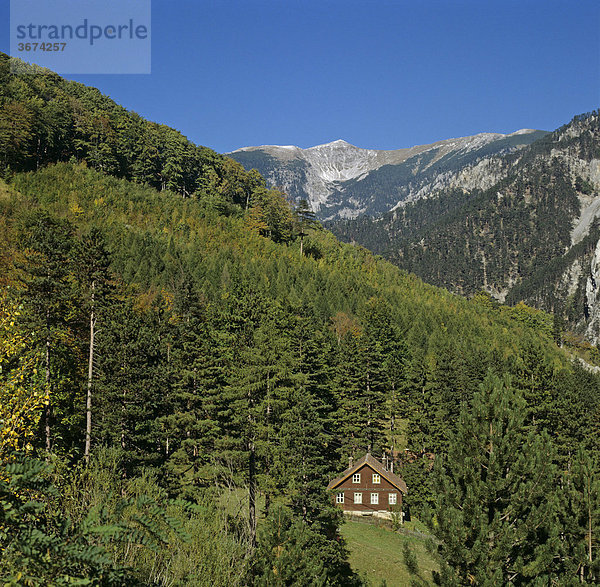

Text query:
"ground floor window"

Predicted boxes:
[[371, 493, 379, 505], [354, 492, 362, 504], [389, 492, 397, 505], [336, 492, 344, 504]]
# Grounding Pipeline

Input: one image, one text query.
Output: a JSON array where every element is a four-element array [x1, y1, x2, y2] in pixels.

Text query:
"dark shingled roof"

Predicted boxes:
[[327, 453, 408, 493]]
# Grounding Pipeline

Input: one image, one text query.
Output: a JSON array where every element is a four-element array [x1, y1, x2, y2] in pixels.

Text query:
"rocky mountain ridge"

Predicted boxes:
[[229, 130, 547, 220]]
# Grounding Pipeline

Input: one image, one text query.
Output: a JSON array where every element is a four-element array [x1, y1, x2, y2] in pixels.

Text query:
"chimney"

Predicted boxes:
[[349, 456, 353, 469]]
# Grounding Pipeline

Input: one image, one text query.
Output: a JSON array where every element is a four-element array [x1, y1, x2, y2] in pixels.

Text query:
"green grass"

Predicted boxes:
[[219, 490, 440, 585], [340, 519, 439, 586]]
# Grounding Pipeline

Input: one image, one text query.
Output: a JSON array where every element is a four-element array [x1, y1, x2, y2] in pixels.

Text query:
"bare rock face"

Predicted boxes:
[[585, 239, 600, 344], [229, 130, 546, 220]]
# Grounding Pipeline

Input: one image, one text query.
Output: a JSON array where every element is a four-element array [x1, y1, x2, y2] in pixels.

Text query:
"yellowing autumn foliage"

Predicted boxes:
[[0, 292, 48, 459]]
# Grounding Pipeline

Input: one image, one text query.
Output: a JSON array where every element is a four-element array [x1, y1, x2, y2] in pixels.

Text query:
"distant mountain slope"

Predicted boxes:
[[229, 130, 547, 220], [330, 111, 600, 342]]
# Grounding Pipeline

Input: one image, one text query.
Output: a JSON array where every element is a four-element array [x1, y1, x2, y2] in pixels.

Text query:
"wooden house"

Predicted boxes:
[[327, 453, 407, 517]]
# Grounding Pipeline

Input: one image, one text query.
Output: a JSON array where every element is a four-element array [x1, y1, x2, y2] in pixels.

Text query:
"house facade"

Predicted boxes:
[[327, 453, 407, 516]]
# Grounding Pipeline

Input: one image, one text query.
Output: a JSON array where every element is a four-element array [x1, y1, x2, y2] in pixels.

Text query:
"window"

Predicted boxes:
[[372, 473, 381, 484], [336, 493, 344, 504], [389, 493, 397, 505], [354, 493, 362, 504], [371, 493, 379, 505], [352, 473, 361, 483]]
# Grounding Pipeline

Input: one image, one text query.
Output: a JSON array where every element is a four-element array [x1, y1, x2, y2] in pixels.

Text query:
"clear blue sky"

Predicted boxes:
[[1, 0, 599, 153]]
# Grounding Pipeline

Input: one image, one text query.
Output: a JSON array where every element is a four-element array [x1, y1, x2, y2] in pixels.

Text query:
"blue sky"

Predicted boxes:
[[1, 0, 599, 153]]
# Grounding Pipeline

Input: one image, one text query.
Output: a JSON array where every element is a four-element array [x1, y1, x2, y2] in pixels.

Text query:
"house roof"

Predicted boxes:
[[327, 453, 408, 493]]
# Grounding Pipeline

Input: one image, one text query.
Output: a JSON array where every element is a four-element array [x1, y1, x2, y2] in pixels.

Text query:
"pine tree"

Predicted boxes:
[[361, 298, 410, 458], [294, 198, 317, 256], [218, 291, 291, 545], [431, 373, 561, 585], [17, 211, 77, 453], [560, 447, 600, 583], [332, 322, 387, 462], [94, 300, 168, 475], [252, 506, 361, 587], [162, 292, 232, 497]]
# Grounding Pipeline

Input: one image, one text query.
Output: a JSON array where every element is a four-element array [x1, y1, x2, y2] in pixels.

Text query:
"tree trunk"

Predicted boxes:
[[249, 437, 257, 548], [121, 385, 127, 451], [45, 332, 51, 453], [366, 369, 372, 453], [84, 282, 95, 462], [588, 475, 593, 566]]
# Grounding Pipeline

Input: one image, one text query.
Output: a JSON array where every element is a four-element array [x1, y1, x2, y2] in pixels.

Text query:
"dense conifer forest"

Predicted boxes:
[[1, 54, 600, 584]]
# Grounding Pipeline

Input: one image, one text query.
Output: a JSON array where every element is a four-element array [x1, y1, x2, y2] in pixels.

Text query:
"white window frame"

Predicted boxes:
[[354, 492, 362, 504], [372, 473, 381, 484], [389, 492, 397, 505], [371, 492, 379, 505], [352, 473, 361, 483], [336, 492, 344, 504]]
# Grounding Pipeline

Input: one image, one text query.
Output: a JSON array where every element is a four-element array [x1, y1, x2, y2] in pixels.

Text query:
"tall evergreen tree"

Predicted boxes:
[[559, 447, 600, 583], [218, 291, 293, 545], [94, 300, 168, 475], [333, 322, 387, 462], [18, 211, 77, 453], [162, 290, 233, 497], [431, 373, 562, 585], [294, 198, 317, 256]]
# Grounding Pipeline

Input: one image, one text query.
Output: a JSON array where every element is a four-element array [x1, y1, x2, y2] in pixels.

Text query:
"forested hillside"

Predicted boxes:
[[2, 54, 600, 585], [331, 111, 600, 341]]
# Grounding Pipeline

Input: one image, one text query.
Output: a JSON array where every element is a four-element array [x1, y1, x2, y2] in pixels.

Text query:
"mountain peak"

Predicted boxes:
[[308, 139, 356, 150]]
